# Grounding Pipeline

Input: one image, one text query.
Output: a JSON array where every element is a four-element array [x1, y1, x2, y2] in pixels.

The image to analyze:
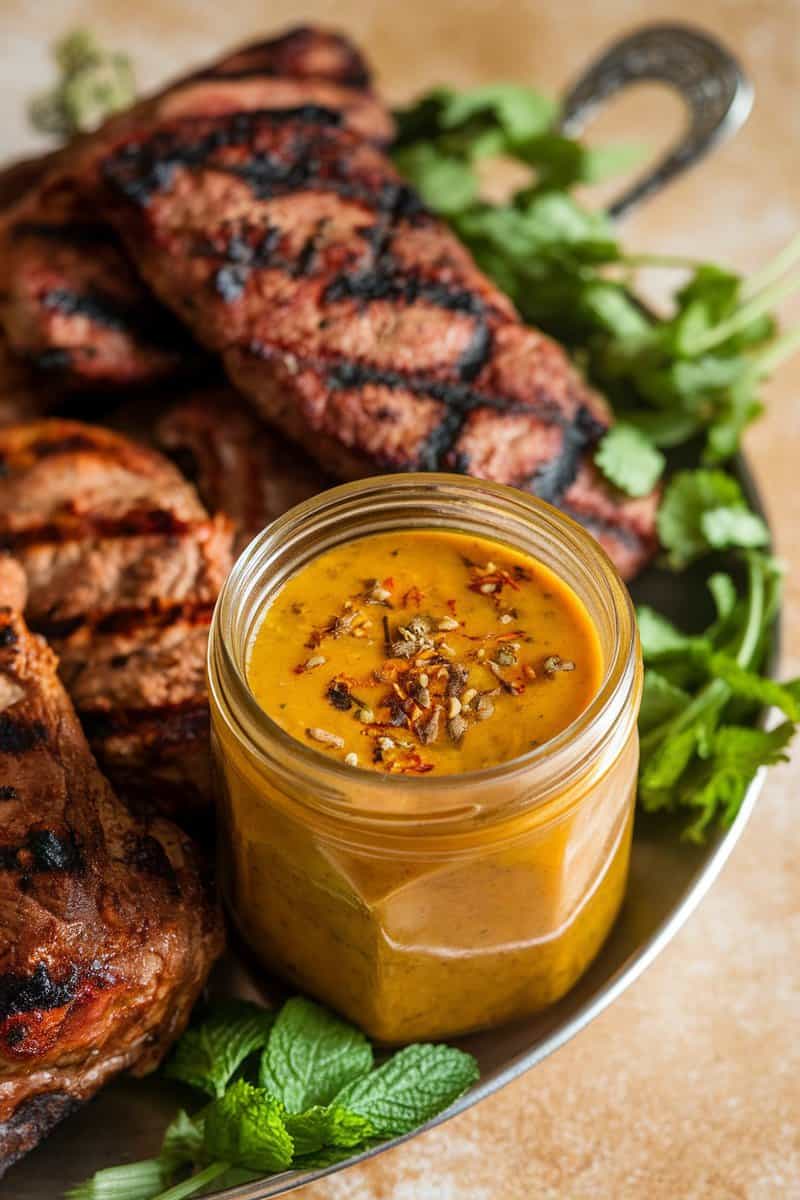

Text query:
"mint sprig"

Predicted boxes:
[[67, 998, 479, 1200], [259, 996, 373, 1113], [164, 999, 274, 1098]]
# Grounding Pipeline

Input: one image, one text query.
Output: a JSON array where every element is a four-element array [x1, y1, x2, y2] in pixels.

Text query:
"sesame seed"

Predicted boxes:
[[344, 752, 358, 767], [462, 688, 477, 705], [378, 736, 395, 751], [499, 614, 513, 625], [418, 673, 429, 687], [439, 642, 455, 656], [437, 616, 459, 631], [357, 707, 374, 723], [479, 582, 497, 594], [448, 696, 462, 718], [307, 727, 344, 749], [305, 654, 326, 669], [486, 561, 497, 572]]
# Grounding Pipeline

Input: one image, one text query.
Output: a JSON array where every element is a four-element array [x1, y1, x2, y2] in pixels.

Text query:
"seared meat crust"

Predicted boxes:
[[156, 388, 329, 552], [96, 105, 658, 577], [0, 421, 234, 815], [0, 557, 223, 1170], [0, 28, 392, 389]]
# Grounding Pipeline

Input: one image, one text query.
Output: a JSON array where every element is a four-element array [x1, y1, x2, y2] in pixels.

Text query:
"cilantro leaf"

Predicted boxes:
[[639, 671, 690, 735], [657, 470, 769, 569], [259, 996, 373, 1114], [164, 1000, 275, 1099], [678, 722, 794, 841], [391, 144, 477, 214], [335, 1043, 479, 1137], [636, 606, 696, 658], [439, 84, 555, 144], [203, 1080, 293, 1174], [594, 424, 665, 496], [701, 506, 770, 553], [284, 1105, 373, 1157], [706, 654, 800, 720]]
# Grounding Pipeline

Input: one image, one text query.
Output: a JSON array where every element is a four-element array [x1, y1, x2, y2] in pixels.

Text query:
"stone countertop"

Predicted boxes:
[[1, 1, 798, 1196]]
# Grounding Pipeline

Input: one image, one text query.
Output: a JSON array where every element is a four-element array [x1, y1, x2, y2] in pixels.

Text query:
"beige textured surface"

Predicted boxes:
[[1, 1, 799, 1196]]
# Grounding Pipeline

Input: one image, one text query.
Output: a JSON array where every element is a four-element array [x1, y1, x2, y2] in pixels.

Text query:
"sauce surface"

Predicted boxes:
[[247, 529, 603, 774]]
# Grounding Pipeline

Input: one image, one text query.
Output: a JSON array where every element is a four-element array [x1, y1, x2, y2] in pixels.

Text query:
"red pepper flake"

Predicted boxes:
[[402, 585, 425, 607]]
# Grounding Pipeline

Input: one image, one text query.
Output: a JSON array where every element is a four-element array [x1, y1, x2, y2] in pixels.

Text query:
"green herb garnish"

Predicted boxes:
[[29, 30, 135, 137], [392, 83, 799, 838], [67, 997, 479, 1200]]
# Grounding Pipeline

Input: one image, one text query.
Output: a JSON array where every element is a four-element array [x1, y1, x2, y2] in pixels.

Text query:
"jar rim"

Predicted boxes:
[[208, 474, 640, 827]]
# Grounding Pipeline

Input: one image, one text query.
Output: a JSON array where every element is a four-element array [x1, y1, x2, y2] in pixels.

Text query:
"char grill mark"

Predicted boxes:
[[94, 69, 656, 577], [0, 27, 393, 390], [0, 575, 223, 1166], [530, 405, 607, 507], [0, 964, 81, 1021], [0, 420, 234, 816], [0, 829, 83, 875]]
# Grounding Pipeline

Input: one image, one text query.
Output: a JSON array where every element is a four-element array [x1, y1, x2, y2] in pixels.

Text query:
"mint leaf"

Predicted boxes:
[[165, 1001, 275, 1099], [335, 1044, 479, 1137], [284, 1105, 373, 1156], [160, 1109, 205, 1173], [260, 997, 373, 1114], [657, 469, 762, 569], [203, 1080, 293, 1174], [594, 424, 665, 497], [65, 1159, 167, 1200]]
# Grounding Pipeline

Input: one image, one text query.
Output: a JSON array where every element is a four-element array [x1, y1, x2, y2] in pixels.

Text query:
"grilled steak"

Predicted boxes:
[[0, 421, 234, 816], [0, 27, 392, 389], [156, 388, 329, 552], [0, 556, 224, 1170], [95, 105, 659, 578]]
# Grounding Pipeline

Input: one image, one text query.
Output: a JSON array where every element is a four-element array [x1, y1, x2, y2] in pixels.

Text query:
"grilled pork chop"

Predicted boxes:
[[0, 28, 392, 388], [156, 388, 329, 552], [0, 421, 234, 816], [95, 105, 659, 578], [0, 556, 223, 1171]]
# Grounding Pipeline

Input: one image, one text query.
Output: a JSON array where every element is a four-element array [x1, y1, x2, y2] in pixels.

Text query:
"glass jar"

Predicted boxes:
[[208, 475, 642, 1043]]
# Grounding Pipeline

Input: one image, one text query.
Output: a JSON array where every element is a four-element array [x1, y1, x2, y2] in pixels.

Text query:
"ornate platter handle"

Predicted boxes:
[[559, 23, 753, 219]]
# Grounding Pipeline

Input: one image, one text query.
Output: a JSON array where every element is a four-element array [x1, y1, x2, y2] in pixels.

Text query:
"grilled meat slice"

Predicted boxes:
[[0, 557, 224, 1170], [0, 421, 234, 816], [96, 106, 658, 578], [0, 181, 193, 384], [0, 27, 392, 389], [156, 388, 329, 552]]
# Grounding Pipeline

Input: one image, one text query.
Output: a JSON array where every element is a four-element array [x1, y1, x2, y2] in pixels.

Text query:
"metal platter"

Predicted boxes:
[[3, 22, 767, 1200], [8, 449, 774, 1200]]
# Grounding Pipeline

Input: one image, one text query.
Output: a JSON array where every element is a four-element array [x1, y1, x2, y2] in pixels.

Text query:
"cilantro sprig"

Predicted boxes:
[[67, 998, 479, 1200], [392, 86, 800, 481], [637, 551, 796, 840], [392, 82, 798, 839]]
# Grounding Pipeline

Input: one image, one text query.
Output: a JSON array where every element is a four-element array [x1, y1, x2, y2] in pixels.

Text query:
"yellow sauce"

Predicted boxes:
[[213, 519, 640, 1042], [247, 530, 603, 774]]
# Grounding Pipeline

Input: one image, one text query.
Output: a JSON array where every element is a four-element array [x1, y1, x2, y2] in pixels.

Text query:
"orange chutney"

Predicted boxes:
[[248, 530, 603, 774], [209, 479, 642, 1042]]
